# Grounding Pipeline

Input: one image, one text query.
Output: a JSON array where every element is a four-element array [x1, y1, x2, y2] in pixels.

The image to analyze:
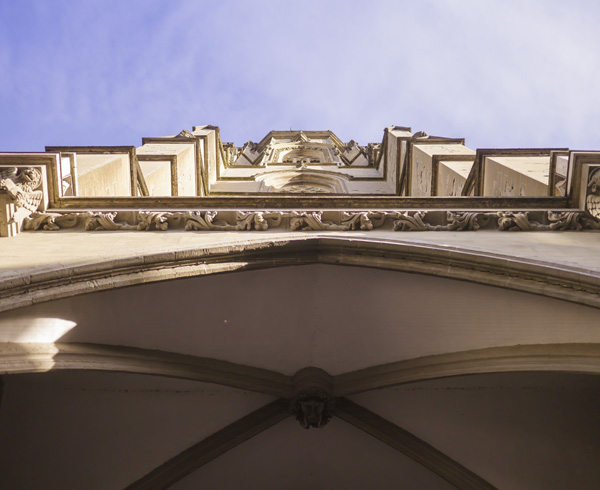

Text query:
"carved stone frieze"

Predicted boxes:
[[235, 211, 283, 231], [546, 211, 600, 231], [496, 211, 600, 232], [22, 212, 80, 231], [182, 211, 237, 231], [84, 212, 137, 231], [497, 212, 543, 231], [341, 211, 386, 231], [136, 212, 171, 231], [290, 212, 340, 231], [446, 211, 492, 231], [391, 211, 444, 231], [20, 208, 600, 233]]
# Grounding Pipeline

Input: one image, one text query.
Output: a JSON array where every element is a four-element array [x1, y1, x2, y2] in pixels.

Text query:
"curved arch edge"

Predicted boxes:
[[2, 236, 600, 314]]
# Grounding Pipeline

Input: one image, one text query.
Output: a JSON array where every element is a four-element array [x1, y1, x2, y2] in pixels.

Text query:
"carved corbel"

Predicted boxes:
[[0, 167, 44, 237]]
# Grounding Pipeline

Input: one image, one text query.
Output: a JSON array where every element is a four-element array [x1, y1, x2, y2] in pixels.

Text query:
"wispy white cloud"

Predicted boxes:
[[0, 0, 598, 150]]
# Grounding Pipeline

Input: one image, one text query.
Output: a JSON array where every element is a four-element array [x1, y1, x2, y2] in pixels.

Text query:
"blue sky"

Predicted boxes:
[[1, 0, 599, 151]]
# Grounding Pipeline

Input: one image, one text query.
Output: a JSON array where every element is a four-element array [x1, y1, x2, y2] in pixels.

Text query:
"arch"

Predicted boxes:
[[2, 236, 600, 314]]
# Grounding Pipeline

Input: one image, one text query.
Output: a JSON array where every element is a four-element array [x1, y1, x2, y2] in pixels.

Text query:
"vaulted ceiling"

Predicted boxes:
[[1, 262, 599, 489]]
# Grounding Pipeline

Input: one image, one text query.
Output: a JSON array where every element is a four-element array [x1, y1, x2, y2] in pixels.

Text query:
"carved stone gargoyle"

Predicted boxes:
[[0, 167, 44, 237]]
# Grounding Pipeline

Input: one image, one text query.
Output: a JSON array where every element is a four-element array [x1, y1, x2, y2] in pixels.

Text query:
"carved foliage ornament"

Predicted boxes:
[[22, 209, 600, 233]]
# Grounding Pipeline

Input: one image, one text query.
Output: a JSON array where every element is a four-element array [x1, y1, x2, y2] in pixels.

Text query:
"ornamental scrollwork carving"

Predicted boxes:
[[235, 212, 283, 231], [290, 212, 342, 231], [290, 211, 386, 231], [446, 211, 492, 231], [23, 212, 81, 231], [497, 212, 544, 231], [546, 211, 600, 231], [136, 212, 171, 231], [340, 212, 386, 231], [183, 211, 237, 231], [19, 208, 600, 234], [391, 211, 444, 231], [84, 212, 137, 231]]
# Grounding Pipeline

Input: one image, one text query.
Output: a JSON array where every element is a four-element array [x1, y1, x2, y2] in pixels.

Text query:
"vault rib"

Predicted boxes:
[[335, 397, 498, 490], [0, 342, 293, 398], [334, 343, 600, 396], [124, 398, 290, 490]]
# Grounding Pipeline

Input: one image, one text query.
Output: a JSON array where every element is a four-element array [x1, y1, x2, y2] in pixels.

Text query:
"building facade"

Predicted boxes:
[[1, 126, 600, 489]]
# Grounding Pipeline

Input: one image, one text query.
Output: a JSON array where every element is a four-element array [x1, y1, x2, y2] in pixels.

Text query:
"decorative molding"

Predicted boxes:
[[3, 236, 600, 314], [21, 208, 600, 233], [446, 211, 491, 231], [20, 211, 80, 231], [333, 343, 600, 396], [391, 211, 445, 231], [125, 398, 290, 490], [0, 343, 294, 398], [335, 398, 498, 490], [290, 211, 385, 231]]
